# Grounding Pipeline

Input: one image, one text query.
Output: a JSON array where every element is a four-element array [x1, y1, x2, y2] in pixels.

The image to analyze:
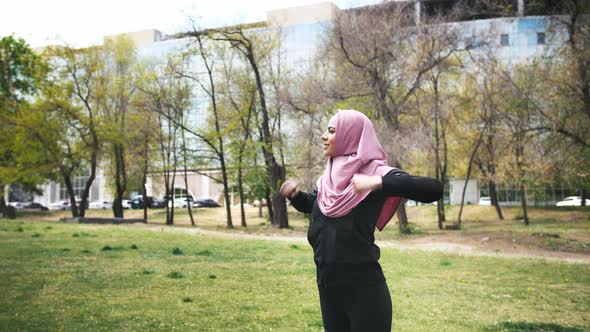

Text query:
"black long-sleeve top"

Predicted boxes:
[[290, 170, 442, 287]]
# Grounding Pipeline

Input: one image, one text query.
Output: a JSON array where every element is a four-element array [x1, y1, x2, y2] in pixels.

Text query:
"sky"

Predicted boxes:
[[1, 0, 381, 48]]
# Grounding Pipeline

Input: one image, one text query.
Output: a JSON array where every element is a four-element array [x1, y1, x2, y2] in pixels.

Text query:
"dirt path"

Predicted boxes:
[[100, 223, 590, 264]]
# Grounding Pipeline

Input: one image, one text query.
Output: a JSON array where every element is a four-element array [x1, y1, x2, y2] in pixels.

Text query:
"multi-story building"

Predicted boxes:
[[21, 1, 579, 208]]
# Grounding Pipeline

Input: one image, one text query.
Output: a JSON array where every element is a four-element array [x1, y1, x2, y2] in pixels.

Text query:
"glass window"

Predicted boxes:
[[500, 34, 509, 46], [174, 187, 188, 198], [59, 170, 91, 200], [537, 32, 545, 45]]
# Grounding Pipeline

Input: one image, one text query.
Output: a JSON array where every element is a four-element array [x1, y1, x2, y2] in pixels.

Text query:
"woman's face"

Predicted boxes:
[[321, 126, 336, 157]]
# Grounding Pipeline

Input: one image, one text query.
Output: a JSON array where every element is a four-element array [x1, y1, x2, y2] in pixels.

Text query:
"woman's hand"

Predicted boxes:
[[280, 180, 300, 199], [352, 174, 382, 193]]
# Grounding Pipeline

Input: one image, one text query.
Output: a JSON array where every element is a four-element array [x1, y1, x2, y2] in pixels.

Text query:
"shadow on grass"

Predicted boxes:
[[485, 321, 585, 332]]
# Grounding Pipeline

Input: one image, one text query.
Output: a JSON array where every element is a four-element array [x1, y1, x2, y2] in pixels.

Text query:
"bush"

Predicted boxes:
[[171, 247, 184, 255], [167, 271, 185, 279]]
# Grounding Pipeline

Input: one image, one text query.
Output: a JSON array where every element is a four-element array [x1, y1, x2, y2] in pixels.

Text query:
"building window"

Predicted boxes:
[[500, 34, 509, 46], [537, 32, 545, 45], [174, 187, 193, 199], [59, 169, 91, 200]]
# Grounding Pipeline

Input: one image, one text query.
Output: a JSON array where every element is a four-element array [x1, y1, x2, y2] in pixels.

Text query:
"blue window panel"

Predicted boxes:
[[517, 17, 547, 33]]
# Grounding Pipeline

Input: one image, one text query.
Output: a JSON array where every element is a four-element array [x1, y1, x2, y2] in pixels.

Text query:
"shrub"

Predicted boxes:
[[197, 249, 212, 256], [167, 271, 185, 279], [171, 247, 184, 255]]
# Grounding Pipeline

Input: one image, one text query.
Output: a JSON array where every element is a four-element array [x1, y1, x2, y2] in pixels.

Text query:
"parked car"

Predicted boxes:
[[193, 199, 221, 208], [556, 196, 590, 207], [8, 202, 27, 210], [89, 200, 112, 209], [130, 195, 155, 209], [121, 199, 131, 209], [23, 202, 49, 211], [151, 198, 167, 208], [47, 200, 70, 210], [478, 196, 492, 206], [9, 202, 48, 211], [173, 197, 194, 208]]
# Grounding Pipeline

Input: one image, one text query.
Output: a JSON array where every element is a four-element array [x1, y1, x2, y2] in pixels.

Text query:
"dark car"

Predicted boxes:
[[13, 202, 49, 211], [131, 195, 155, 209], [151, 198, 167, 208], [25, 202, 49, 211], [193, 199, 221, 208]]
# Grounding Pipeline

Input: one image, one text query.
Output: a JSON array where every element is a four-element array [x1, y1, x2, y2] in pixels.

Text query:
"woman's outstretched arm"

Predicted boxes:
[[352, 170, 443, 203], [381, 171, 443, 203]]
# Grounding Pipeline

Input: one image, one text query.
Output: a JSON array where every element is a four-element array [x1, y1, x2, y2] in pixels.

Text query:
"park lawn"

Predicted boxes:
[[1, 218, 589, 331]]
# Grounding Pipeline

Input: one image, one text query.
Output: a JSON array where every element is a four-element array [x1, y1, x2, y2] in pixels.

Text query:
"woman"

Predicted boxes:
[[280, 109, 442, 332]]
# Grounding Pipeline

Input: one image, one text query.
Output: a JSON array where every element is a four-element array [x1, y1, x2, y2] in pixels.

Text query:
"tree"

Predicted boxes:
[[183, 25, 290, 228], [415, 54, 463, 228], [44, 45, 104, 217], [326, 2, 464, 232], [189, 34, 234, 228], [127, 60, 161, 222], [219, 53, 258, 227], [138, 57, 183, 225], [470, 56, 508, 221], [0, 35, 48, 217], [96, 36, 138, 218]]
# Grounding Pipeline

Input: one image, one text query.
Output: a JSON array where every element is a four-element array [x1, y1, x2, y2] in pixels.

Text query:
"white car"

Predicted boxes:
[[556, 196, 590, 207], [173, 197, 193, 208], [121, 199, 131, 209], [89, 200, 113, 209], [47, 201, 70, 210], [478, 197, 492, 206]]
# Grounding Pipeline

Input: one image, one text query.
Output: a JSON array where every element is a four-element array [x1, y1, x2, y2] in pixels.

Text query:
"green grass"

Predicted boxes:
[[1, 218, 589, 331]]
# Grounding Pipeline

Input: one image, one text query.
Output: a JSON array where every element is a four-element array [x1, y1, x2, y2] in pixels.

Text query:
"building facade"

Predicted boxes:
[[25, 1, 576, 207]]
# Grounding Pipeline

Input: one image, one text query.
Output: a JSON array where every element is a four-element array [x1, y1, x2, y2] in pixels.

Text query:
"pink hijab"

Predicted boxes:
[[316, 109, 401, 231]]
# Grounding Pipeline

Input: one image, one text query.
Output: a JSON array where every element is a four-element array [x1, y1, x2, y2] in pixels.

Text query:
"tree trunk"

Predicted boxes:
[[220, 157, 233, 229], [62, 168, 79, 218], [244, 39, 288, 228], [142, 142, 149, 223], [168, 167, 177, 225], [433, 77, 446, 229], [183, 168, 195, 226], [237, 157, 247, 227], [488, 181, 505, 220], [580, 189, 587, 207], [515, 139, 529, 226], [519, 182, 529, 226], [265, 186, 274, 224], [79, 153, 97, 218], [397, 203, 410, 233], [112, 143, 126, 218], [181, 127, 195, 226], [457, 127, 486, 226], [0, 185, 8, 218]]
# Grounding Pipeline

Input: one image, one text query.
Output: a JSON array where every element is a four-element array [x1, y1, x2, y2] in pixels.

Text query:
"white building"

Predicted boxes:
[[22, 1, 572, 207]]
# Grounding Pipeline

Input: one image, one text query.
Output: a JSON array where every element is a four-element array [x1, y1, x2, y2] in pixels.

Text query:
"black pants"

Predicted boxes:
[[318, 280, 392, 332]]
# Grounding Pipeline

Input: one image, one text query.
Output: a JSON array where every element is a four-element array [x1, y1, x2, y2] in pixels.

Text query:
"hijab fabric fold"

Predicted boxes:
[[316, 109, 401, 231]]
